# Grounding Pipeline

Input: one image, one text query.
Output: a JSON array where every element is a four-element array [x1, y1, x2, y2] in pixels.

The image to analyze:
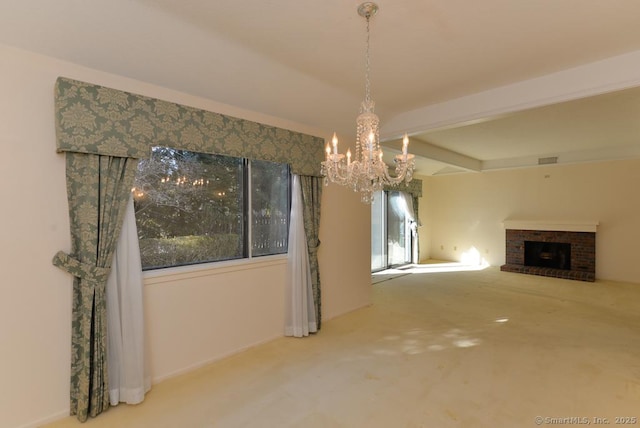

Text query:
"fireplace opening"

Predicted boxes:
[[524, 241, 571, 270]]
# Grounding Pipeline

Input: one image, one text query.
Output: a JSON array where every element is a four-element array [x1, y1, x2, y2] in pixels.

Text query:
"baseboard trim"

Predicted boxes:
[[13, 409, 69, 428]]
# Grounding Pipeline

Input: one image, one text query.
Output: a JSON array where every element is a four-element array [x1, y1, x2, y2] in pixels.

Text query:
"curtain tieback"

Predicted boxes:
[[52, 251, 111, 284], [308, 240, 321, 255]]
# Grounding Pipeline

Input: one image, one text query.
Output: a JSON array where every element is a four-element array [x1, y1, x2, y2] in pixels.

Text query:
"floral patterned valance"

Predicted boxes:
[[54, 77, 326, 176], [384, 178, 423, 198]]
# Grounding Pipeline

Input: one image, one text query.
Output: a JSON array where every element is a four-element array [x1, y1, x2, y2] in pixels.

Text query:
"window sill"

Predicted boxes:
[[143, 254, 288, 286]]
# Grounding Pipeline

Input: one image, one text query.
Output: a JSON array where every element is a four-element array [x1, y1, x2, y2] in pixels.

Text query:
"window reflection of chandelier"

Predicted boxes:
[[321, 2, 415, 204]]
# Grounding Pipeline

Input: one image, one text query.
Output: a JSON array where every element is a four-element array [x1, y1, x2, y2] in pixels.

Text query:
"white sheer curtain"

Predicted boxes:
[[285, 175, 318, 337], [106, 196, 151, 405], [398, 192, 415, 224]]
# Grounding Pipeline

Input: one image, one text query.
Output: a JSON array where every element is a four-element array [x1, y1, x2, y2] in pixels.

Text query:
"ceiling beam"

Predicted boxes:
[[383, 138, 481, 172], [381, 49, 640, 139]]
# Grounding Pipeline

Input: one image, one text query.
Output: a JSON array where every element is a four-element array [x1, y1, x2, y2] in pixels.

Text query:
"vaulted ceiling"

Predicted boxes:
[[2, 0, 640, 175]]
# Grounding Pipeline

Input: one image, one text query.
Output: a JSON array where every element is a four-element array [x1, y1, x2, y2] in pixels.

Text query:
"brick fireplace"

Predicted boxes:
[[500, 221, 597, 282]]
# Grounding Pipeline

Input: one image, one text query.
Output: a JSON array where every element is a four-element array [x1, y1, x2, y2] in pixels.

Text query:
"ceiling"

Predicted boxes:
[[2, 0, 640, 175]]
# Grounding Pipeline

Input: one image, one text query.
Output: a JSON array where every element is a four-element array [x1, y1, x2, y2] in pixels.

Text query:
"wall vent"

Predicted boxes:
[[538, 156, 558, 165]]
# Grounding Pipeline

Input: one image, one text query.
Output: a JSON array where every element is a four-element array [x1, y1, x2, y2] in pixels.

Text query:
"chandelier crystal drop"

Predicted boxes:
[[321, 2, 415, 204]]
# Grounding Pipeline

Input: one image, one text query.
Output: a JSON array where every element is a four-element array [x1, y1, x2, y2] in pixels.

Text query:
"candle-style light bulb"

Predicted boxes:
[[332, 132, 338, 155], [325, 143, 331, 159], [347, 148, 352, 166], [402, 133, 409, 159]]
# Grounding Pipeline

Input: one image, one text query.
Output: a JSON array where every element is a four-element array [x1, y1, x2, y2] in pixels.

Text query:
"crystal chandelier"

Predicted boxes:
[[321, 2, 415, 204]]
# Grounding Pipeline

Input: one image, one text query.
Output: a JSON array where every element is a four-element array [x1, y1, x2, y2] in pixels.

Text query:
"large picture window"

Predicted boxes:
[[133, 147, 290, 270]]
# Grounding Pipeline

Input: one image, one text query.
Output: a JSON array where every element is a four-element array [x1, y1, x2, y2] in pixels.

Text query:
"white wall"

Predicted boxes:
[[319, 184, 372, 320], [422, 160, 640, 282], [415, 175, 431, 263], [142, 258, 287, 382], [0, 43, 372, 428]]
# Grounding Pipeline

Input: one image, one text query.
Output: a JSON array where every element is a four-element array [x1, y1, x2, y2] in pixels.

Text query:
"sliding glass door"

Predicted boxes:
[[387, 191, 411, 267], [371, 190, 414, 272]]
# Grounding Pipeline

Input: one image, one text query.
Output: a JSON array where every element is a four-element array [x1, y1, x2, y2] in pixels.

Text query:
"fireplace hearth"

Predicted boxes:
[[500, 221, 597, 282]]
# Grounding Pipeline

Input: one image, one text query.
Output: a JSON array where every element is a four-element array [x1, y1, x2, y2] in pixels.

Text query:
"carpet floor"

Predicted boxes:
[[45, 265, 640, 427]]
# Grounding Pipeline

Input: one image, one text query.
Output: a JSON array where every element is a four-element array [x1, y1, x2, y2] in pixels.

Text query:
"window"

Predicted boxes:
[[133, 147, 290, 270], [250, 159, 290, 257]]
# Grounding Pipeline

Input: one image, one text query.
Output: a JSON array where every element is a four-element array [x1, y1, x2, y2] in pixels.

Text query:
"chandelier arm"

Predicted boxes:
[[321, 160, 349, 185], [382, 167, 408, 186]]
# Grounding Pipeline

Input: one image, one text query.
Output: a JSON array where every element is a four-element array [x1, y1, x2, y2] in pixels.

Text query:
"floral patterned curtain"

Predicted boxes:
[[299, 176, 323, 328], [52, 154, 138, 421]]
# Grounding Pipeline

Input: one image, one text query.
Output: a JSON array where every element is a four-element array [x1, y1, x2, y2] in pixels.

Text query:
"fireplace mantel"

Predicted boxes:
[[503, 220, 599, 233]]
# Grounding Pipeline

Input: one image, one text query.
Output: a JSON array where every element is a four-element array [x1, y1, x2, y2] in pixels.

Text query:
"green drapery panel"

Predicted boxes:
[[412, 195, 420, 228], [53, 154, 138, 421], [299, 175, 323, 328], [412, 194, 421, 263], [55, 77, 325, 176]]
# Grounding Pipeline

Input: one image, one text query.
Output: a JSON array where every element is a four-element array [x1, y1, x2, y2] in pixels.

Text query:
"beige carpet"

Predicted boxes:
[[45, 266, 640, 427]]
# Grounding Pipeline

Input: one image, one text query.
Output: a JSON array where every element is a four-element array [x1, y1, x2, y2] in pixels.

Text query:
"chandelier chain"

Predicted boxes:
[[364, 15, 371, 104]]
